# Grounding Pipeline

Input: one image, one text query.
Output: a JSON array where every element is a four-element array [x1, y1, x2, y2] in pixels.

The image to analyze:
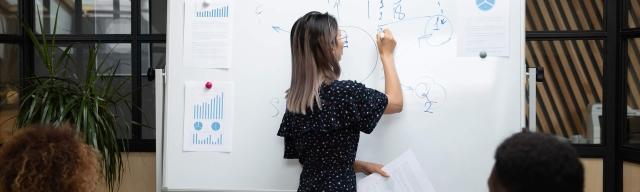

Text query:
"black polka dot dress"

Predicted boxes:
[[278, 80, 388, 192]]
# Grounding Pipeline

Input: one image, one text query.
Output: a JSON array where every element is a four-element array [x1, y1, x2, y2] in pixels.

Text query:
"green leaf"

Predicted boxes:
[[18, 5, 128, 191]]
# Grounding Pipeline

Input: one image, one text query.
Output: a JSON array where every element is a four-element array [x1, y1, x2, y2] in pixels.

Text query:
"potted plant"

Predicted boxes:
[[17, 6, 129, 191]]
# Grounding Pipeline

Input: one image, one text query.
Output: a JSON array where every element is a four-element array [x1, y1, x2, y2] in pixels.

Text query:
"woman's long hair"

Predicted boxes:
[[287, 11, 341, 114]]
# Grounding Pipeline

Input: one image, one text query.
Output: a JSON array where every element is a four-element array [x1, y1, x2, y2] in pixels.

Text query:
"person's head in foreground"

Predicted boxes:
[[489, 132, 584, 192], [0, 124, 101, 192]]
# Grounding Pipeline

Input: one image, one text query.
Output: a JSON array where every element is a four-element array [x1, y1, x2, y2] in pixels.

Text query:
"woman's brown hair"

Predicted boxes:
[[0, 125, 101, 192], [287, 11, 341, 114]]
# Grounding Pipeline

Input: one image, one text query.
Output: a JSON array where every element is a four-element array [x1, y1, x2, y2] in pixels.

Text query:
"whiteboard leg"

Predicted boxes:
[[527, 68, 537, 132], [155, 69, 165, 192]]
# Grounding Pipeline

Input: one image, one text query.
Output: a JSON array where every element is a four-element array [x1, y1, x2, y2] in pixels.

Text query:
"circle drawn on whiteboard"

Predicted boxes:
[[476, 0, 496, 11], [194, 121, 203, 131], [212, 122, 221, 131], [420, 15, 453, 47], [337, 26, 380, 82]]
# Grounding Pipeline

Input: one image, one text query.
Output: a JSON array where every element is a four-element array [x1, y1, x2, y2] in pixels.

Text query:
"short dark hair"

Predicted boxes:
[[491, 132, 584, 192]]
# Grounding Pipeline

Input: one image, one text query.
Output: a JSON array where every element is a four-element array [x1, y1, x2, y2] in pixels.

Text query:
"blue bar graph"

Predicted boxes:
[[192, 133, 224, 145], [221, 93, 224, 119], [189, 87, 227, 146], [196, 6, 229, 18], [192, 93, 224, 120]]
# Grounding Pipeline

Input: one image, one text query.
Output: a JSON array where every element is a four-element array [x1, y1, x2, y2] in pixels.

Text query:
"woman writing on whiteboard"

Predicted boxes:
[[277, 11, 403, 191]]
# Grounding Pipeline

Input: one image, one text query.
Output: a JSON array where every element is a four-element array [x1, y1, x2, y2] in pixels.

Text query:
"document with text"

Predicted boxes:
[[357, 150, 437, 192]]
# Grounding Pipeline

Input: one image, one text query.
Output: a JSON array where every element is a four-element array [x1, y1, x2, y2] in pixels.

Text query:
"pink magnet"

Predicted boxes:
[[205, 82, 213, 89]]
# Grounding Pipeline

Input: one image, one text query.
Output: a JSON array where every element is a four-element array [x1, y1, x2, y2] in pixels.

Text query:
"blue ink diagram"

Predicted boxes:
[[183, 81, 234, 152], [257, 0, 457, 116], [402, 76, 447, 113], [262, 0, 454, 82]]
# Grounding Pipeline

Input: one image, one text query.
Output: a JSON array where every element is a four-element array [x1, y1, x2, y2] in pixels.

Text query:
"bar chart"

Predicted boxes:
[[192, 93, 224, 120], [183, 81, 233, 152], [191, 92, 225, 145], [196, 6, 229, 18], [192, 133, 223, 145]]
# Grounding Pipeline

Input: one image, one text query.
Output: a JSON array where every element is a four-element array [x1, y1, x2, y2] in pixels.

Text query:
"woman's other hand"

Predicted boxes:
[[354, 160, 390, 177]]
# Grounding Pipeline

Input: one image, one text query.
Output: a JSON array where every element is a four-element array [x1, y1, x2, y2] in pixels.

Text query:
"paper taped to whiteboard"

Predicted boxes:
[[183, 81, 234, 152], [183, 0, 234, 69], [457, 0, 510, 57]]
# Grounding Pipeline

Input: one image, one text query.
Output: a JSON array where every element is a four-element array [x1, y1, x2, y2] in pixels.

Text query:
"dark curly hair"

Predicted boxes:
[[0, 124, 101, 192], [489, 132, 584, 192]]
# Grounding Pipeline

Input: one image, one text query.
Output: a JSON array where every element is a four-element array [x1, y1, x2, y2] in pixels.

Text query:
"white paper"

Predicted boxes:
[[183, 0, 234, 68], [183, 81, 234, 152], [357, 150, 436, 192], [457, 0, 510, 57]]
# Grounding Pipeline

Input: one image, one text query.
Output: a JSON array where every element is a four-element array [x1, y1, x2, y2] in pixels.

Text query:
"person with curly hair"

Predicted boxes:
[[489, 132, 585, 192], [0, 124, 101, 192]]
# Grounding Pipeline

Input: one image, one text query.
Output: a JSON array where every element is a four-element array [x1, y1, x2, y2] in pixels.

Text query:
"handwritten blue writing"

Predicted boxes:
[[393, 0, 406, 20]]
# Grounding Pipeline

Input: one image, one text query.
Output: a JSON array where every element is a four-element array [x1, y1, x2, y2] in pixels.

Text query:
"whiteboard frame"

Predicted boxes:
[[160, 0, 527, 191]]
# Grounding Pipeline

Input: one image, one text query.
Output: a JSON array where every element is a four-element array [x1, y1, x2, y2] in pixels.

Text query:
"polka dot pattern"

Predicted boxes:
[[278, 80, 388, 191]]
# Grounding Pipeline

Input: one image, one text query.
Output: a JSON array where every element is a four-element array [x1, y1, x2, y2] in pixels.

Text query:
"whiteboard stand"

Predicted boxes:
[[527, 67, 544, 132], [527, 67, 537, 132], [155, 69, 166, 192], [588, 103, 602, 144]]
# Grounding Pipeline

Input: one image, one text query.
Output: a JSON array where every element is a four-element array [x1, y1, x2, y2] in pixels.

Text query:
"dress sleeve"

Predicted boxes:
[[348, 81, 388, 134], [283, 136, 298, 159]]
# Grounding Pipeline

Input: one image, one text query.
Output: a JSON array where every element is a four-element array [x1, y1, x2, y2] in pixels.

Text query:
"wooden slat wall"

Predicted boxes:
[[525, 0, 606, 138], [526, 0, 640, 139], [627, 2, 640, 111], [629, 0, 640, 29], [628, 38, 640, 111], [526, 40, 603, 138], [526, 0, 604, 31], [628, 3, 640, 144]]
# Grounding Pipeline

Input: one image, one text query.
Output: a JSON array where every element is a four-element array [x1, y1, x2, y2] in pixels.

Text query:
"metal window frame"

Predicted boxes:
[[525, 0, 634, 191], [0, 0, 166, 152]]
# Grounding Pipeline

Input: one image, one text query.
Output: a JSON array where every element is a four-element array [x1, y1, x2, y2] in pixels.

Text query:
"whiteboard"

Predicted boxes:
[[163, 0, 525, 191]]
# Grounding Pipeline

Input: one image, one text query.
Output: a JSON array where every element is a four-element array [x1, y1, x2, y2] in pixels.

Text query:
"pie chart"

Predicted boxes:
[[476, 0, 495, 11]]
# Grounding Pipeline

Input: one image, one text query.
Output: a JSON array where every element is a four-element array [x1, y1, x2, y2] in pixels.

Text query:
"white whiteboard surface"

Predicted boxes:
[[163, 0, 525, 191]]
